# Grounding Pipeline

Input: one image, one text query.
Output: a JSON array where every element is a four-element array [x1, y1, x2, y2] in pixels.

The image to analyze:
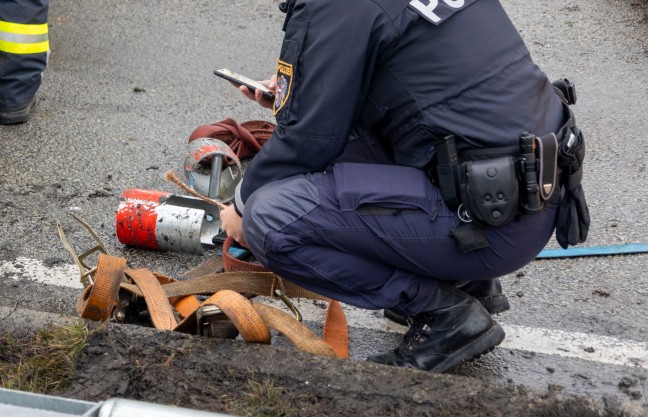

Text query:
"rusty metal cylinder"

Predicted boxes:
[[184, 138, 242, 202]]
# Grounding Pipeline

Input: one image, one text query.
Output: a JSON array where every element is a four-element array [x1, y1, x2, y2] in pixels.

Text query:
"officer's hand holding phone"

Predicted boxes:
[[214, 69, 276, 110], [237, 74, 276, 110]]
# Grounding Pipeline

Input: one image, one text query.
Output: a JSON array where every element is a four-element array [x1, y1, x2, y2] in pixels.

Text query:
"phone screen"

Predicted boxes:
[[214, 68, 274, 100]]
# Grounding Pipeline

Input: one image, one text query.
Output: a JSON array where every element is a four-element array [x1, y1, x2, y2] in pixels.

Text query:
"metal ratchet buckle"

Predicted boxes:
[[195, 290, 303, 338], [195, 304, 239, 339], [57, 213, 108, 288]]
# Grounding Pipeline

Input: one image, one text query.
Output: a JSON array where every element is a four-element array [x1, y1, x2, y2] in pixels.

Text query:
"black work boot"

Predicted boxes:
[[456, 279, 510, 314], [0, 95, 38, 125], [384, 278, 510, 325], [369, 284, 505, 373]]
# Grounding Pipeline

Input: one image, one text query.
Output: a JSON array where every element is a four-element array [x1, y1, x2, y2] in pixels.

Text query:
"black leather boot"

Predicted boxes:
[[384, 278, 510, 325], [456, 279, 510, 314], [369, 284, 505, 373]]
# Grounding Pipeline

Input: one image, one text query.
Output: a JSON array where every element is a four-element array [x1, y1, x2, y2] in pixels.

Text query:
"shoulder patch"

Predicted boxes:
[[408, 0, 478, 25], [273, 60, 294, 115]]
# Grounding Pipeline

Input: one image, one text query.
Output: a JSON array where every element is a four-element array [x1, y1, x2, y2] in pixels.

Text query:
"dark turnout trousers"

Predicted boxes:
[[0, 0, 49, 112]]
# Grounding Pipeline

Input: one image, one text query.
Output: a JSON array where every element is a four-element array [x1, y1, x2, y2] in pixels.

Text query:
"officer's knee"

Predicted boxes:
[[241, 174, 320, 260], [241, 188, 273, 258]]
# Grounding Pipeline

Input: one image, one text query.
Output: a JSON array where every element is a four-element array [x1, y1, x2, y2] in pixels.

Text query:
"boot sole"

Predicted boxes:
[[430, 322, 506, 374], [384, 293, 511, 325]]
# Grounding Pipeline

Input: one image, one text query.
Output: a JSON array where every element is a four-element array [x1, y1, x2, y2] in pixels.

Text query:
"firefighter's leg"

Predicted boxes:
[[0, 0, 49, 124]]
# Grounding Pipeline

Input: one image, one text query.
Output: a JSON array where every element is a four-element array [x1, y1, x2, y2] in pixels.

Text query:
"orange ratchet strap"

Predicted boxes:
[[69, 248, 349, 359]]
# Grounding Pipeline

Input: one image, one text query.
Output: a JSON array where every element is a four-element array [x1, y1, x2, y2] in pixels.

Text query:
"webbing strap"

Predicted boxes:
[[220, 237, 349, 358], [146, 272, 201, 319], [76, 254, 125, 321], [253, 303, 336, 357], [223, 237, 349, 358], [195, 290, 271, 344], [120, 271, 328, 301], [76, 255, 349, 358], [124, 270, 350, 357], [127, 269, 178, 331], [323, 300, 349, 359], [222, 237, 269, 273], [171, 294, 202, 319]]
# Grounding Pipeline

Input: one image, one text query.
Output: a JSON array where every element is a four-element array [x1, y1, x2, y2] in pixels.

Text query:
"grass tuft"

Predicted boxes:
[[0, 321, 89, 394], [228, 379, 300, 417]]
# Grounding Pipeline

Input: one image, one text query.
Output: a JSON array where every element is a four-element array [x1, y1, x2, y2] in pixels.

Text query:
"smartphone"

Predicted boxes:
[[214, 68, 275, 101]]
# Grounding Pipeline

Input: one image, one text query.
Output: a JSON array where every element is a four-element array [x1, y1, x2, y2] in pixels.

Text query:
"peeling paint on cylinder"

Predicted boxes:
[[153, 205, 205, 254], [116, 199, 164, 250], [116, 189, 221, 255]]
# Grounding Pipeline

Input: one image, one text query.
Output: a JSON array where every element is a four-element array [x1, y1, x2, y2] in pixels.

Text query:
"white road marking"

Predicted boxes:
[[502, 324, 648, 369], [263, 298, 648, 369], [2, 257, 647, 369], [1, 257, 83, 289]]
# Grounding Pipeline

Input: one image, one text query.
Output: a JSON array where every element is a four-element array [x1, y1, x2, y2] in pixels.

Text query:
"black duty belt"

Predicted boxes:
[[429, 82, 584, 253], [432, 131, 560, 216]]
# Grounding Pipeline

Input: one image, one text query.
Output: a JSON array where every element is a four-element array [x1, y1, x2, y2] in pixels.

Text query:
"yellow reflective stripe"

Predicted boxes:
[[0, 20, 48, 36], [0, 39, 49, 54]]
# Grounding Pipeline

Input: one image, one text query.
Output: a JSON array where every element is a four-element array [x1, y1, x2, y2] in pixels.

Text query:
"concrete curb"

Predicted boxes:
[[0, 306, 77, 339], [2, 308, 644, 417]]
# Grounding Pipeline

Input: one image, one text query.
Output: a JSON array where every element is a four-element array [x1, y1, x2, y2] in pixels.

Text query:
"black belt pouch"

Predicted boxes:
[[461, 156, 519, 228]]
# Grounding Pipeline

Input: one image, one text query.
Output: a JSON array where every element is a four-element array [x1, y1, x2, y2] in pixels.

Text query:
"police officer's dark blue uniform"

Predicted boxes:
[[0, 0, 49, 125], [225, 0, 586, 373]]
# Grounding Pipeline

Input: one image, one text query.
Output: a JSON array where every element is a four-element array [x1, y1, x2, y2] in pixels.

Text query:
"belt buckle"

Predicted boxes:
[[57, 213, 108, 288]]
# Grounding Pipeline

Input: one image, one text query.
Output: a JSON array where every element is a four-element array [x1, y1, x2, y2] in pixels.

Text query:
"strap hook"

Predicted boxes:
[[57, 213, 109, 288], [274, 289, 302, 322]]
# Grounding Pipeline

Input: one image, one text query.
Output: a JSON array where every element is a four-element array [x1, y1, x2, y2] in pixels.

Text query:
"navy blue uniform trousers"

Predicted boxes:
[[243, 132, 559, 316]]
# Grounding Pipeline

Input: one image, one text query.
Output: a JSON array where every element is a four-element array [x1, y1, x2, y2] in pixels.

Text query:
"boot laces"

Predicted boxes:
[[402, 314, 434, 351]]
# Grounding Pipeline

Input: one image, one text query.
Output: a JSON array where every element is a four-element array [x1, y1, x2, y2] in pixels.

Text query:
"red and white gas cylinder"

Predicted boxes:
[[116, 189, 224, 254]]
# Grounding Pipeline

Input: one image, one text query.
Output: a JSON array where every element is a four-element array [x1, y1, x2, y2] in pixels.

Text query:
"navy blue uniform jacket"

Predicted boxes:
[[235, 0, 564, 212]]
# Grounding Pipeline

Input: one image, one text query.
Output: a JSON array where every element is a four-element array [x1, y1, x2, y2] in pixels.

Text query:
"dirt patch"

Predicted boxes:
[[48, 322, 644, 417]]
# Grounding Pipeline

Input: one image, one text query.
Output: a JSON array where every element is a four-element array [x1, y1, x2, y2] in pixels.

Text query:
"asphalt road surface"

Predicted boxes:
[[1, 0, 647, 407]]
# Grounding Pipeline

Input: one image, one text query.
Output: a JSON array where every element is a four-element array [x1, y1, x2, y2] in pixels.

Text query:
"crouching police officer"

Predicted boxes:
[[0, 0, 49, 125], [220, 0, 589, 373]]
